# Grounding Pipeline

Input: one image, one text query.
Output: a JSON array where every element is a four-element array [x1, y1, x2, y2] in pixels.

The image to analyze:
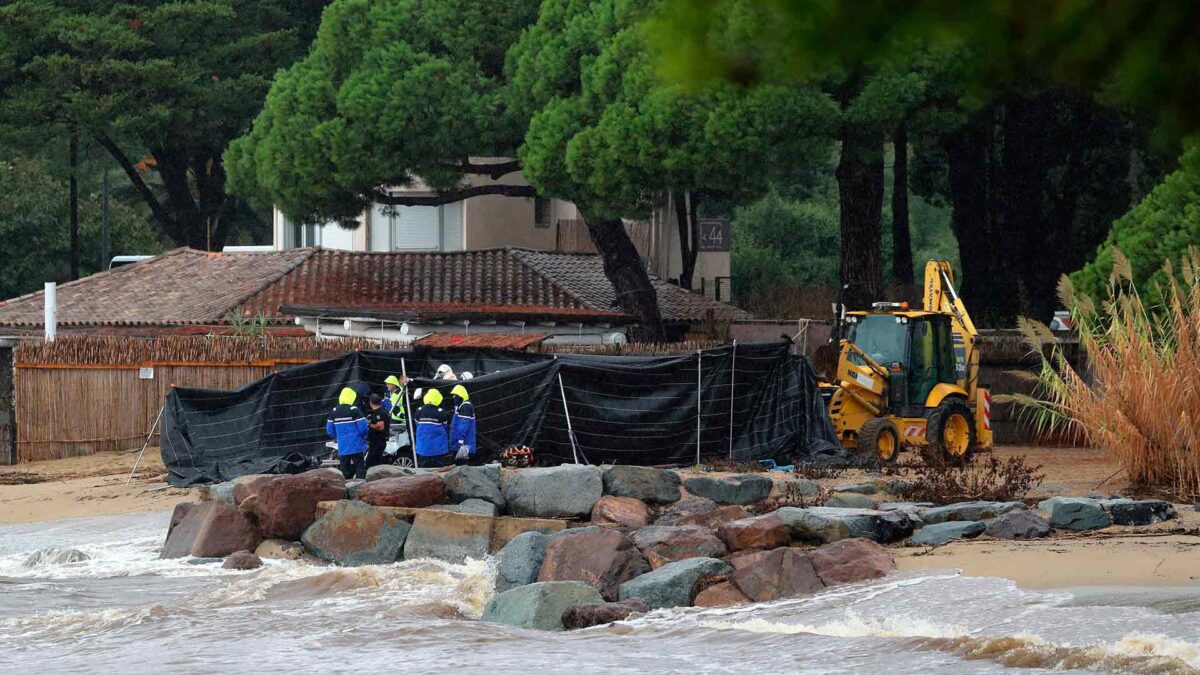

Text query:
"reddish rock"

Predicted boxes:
[[256, 470, 348, 540], [655, 497, 749, 529], [732, 548, 825, 602], [725, 549, 771, 570], [355, 475, 446, 509], [233, 475, 278, 506], [591, 496, 651, 529], [631, 525, 728, 569], [161, 501, 262, 559], [221, 550, 263, 570], [561, 599, 650, 629], [166, 502, 196, 541], [808, 537, 895, 585], [538, 529, 651, 601], [693, 580, 752, 607], [717, 514, 791, 552]]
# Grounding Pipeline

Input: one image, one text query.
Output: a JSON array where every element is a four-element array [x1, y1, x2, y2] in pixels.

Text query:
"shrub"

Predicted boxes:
[[897, 455, 1045, 505], [1014, 247, 1200, 499]]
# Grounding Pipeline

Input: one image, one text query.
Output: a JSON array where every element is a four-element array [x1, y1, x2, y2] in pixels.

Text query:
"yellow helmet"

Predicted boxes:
[[384, 375, 401, 387], [423, 388, 444, 406], [450, 384, 469, 402], [338, 387, 357, 406]]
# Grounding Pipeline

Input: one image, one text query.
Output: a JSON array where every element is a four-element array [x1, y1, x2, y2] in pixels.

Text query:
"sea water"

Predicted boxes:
[[1, 512, 1198, 674]]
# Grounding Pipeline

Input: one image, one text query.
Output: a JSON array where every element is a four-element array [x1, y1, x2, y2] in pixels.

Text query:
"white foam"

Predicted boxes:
[[1107, 633, 1200, 668], [700, 610, 970, 639]]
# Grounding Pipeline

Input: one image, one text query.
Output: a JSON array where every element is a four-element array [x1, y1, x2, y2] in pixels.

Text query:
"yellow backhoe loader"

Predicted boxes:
[[822, 261, 992, 464]]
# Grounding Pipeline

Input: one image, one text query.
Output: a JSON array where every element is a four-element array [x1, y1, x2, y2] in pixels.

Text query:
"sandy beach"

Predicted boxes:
[[1, 444, 1197, 590]]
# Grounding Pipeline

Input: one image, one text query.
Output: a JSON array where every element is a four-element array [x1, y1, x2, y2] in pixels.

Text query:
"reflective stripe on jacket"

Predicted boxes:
[[326, 404, 369, 456], [386, 391, 407, 423], [414, 403, 449, 457]]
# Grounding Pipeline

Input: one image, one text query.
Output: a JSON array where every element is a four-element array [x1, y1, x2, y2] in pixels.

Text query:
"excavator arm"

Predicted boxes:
[[923, 261, 979, 393]]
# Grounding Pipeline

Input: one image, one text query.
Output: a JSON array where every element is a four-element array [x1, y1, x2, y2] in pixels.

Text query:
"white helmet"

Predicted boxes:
[[434, 364, 457, 380], [412, 387, 424, 401], [460, 371, 474, 380]]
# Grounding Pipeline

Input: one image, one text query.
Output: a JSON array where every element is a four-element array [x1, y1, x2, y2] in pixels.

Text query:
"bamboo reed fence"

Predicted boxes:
[[11, 335, 726, 463]]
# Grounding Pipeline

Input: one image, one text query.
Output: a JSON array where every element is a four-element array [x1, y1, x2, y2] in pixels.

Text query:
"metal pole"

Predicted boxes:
[[127, 404, 165, 485], [728, 339, 736, 460], [696, 350, 702, 466], [401, 357, 417, 467], [557, 373, 580, 464], [101, 168, 110, 268], [44, 282, 57, 342]]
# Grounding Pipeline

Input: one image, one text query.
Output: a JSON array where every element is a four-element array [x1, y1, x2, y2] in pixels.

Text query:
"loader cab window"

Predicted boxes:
[[907, 316, 957, 405], [846, 314, 908, 367]]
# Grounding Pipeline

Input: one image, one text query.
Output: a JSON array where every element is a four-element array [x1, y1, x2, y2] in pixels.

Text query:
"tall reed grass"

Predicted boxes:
[[1010, 247, 1200, 499]]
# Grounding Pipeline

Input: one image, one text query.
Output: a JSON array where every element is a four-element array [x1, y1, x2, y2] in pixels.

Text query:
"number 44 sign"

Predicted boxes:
[[697, 217, 730, 252]]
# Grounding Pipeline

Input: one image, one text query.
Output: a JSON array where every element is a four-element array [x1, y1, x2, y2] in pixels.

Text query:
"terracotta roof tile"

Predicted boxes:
[[0, 247, 751, 328]]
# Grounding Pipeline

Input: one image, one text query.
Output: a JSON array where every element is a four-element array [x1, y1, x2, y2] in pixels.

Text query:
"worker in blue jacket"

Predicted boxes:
[[414, 388, 452, 467], [449, 384, 476, 465], [327, 386, 370, 479]]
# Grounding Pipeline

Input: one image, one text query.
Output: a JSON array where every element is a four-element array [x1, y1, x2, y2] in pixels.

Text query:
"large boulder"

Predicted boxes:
[[591, 496, 650, 529], [910, 521, 986, 546], [1109, 500, 1177, 526], [355, 475, 446, 509], [443, 464, 504, 507], [731, 547, 825, 602], [717, 514, 791, 552], [631, 525, 728, 569], [618, 557, 733, 609], [432, 499, 499, 517], [776, 507, 914, 544], [1049, 500, 1112, 531], [808, 538, 895, 585], [654, 498, 749, 529], [921, 501, 1026, 525], [232, 474, 277, 506], [300, 500, 411, 566], [693, 581, 752, 607], [208, 481, 236, 504], [984, 510, 1052, 539], [503, 465, 603, 519], [833, 482, 878, 495], [482, 581, 604, 631], [161, 501, 261, 559], [683, 474, 773, 505], [23, 547, 90, 568], [538, 528, 651, 601], [823, 493, 878, 509], [403, 509, 494, 563], [495, 531, 551, 593], [257, 470, 348, 540], [561, 599, 650, 630], [602, 465, 681, 504], [221, 550, 263, 570], [365, 465, 421, 481], [492, 516, 568, 551]]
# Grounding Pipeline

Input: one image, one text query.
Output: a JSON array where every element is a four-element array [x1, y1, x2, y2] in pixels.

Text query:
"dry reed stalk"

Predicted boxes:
[[1013, 247, 1200, 499]]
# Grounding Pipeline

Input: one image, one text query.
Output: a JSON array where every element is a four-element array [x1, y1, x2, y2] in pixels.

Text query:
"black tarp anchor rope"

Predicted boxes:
[[400, 356, 417, 467], [127, 403, 164, 485]]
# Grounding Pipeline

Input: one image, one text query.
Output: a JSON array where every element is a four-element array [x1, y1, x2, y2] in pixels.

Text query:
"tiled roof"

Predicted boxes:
[[0, 248, 314, 327], [0, 247, 750, 328], [414, 332, 552, 349]]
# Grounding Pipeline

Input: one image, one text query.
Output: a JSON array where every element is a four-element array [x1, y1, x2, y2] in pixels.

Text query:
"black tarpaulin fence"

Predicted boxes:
[[161, 340, 840, 486]]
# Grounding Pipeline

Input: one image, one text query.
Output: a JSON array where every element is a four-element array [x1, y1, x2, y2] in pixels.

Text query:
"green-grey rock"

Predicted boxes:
[[481, 581, 604, 631], [618, 557, 732, 609]]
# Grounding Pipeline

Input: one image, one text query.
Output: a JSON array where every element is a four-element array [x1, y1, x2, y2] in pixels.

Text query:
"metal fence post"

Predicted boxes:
[[557, 373, 580, 464], [728, 339, 737, 460], [696, 350, 702, 466]]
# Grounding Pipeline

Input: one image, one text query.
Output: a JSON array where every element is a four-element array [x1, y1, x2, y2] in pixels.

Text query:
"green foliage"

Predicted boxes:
[[507, 0, 835, 219], [732, 185, 840, 299], [1073, 143, 1200, 300], [226, 0, 540, 223], [0, 0, 324, 245], [0, 155, 167, 299]]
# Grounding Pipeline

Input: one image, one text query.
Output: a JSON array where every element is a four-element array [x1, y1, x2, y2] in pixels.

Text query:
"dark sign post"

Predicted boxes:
[[697, 217, 730, 252]]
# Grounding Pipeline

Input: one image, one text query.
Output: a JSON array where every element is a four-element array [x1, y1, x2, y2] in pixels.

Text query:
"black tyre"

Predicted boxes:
[[858, 417, 901, 463], [926, 398, 976, 466]]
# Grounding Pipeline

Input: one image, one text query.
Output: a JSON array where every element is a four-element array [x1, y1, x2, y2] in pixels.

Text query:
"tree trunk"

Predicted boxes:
[[68, 131, 80, 280], [944, 111, 998, 323], [584, 215, 666, 341], [836, 133, 885, 309], [891, 124, 913, 288], [672, 191, 698, 290]]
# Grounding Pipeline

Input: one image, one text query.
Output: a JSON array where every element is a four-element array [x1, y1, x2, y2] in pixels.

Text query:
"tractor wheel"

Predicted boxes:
[[926, 398, 976, 466], [858, 417, 901, 464]]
